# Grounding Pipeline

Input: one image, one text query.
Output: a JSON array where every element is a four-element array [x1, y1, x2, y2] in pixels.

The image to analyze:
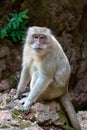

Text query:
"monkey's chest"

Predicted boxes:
[[29, 62, 40, 78], [29, 61, 45, 78], [30, 65, 36, 78]]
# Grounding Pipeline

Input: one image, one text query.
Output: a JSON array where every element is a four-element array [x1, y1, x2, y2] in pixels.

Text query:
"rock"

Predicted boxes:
[[0, 0, 87, 110], [0, 80, 10, 92], [0, 110, 12, 124], [23, 125, 44, 130], [77, 111, 87, 130], [8, 89, 17, 99], [0, 110, 17, 126], [0, 93, 10, 109], [0, 89, 17, 109], [31, 101, 61, 112], [0, 128, 21, 130], [0, 60, 6, 79], [0, 46, 10, 58], [0, 46, 10, 79], [0, 90, 74, 129], [0, 110, 32, 130], [30, 102, 60, 124]]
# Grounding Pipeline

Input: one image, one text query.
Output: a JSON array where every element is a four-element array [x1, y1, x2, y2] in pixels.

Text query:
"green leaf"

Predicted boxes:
[[0, 28, 8, 39], [7, 23, 12, 29], [12, 22, 16, 29], [0, 9, 29, 41], [18, 17, 23, 23]]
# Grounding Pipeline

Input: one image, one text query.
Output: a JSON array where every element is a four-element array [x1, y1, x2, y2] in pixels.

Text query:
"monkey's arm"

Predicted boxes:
[[23, 74, 52, 112], [14, 66, 30, 99]]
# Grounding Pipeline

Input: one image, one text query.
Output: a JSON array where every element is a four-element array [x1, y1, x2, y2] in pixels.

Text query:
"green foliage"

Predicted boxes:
[[0, 9, 29, 41], [0, 124, 10, 129], [58, 111, 74, 130]]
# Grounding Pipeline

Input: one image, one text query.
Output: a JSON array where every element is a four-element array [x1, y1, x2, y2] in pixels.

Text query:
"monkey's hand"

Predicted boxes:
[[22, 75, 52, 114], [19, 93, 30, 114], [19, 97, 27, 104], [22, 92, 29, 97], [23, 101, 30, 114]]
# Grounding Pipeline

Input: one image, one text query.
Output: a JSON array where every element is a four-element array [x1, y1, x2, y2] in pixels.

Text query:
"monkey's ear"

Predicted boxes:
[[26, 26, 34, 36], [27, 26, 33, 30], [48, 28, 51, 33], [45, 28, 52, 35], [27, 26, 32, 32]]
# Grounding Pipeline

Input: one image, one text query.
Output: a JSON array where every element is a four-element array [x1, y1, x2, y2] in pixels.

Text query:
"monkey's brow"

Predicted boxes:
[[33, 33, 46, 36]]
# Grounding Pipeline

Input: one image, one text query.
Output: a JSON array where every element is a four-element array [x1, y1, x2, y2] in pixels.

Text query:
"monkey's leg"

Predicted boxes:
[[14, 66, 29, 99], [60, 94, 81, 130], [23, 75, 52, 112]]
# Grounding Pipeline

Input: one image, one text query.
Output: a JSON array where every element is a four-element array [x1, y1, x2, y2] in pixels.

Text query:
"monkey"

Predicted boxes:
[[14, 26, 81, 130]]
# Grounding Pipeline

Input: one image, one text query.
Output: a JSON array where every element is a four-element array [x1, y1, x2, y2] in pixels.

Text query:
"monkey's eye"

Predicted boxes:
[[40, 36, 44, 39], [40, 35, 46, 39], [34, 36, 38, 39], [33, 34, 39, 39]]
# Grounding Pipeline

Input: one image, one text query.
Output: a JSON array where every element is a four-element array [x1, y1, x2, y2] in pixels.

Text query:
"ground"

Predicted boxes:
[[0, 89, 86, 130]]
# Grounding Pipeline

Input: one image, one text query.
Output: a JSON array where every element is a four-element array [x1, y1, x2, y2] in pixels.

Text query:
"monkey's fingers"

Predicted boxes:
[[24, 109, 30, 114], [22, 92, 29, 97], [19, 97, 27, 104], [16, 103, 29, 114], [23, 103, 30, 114]]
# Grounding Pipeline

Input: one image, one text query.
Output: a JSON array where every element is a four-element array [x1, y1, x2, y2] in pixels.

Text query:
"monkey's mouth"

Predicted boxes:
[[34, 48, 43, 52]]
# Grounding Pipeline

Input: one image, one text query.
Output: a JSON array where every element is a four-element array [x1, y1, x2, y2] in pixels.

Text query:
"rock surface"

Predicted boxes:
[[77, 111, 87, 130], [0, 0, 87, 129], [0, 0, 87, 109], [0, 89, 74, 130], [0, 89, 87, 130]]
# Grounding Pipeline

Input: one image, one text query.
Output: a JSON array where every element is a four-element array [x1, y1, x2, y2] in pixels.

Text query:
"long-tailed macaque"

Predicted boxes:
[[14, 26, 81, 130]]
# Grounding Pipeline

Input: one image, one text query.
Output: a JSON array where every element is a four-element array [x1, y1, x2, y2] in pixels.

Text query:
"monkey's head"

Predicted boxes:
[[26, 26, 52, 55]]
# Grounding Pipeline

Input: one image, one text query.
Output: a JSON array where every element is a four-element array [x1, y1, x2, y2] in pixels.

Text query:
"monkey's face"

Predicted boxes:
[[26, 26, 51, 55]]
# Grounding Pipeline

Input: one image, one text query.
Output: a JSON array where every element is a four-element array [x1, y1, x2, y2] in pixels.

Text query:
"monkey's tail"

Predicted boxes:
[[60, 94, 82, 130]]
